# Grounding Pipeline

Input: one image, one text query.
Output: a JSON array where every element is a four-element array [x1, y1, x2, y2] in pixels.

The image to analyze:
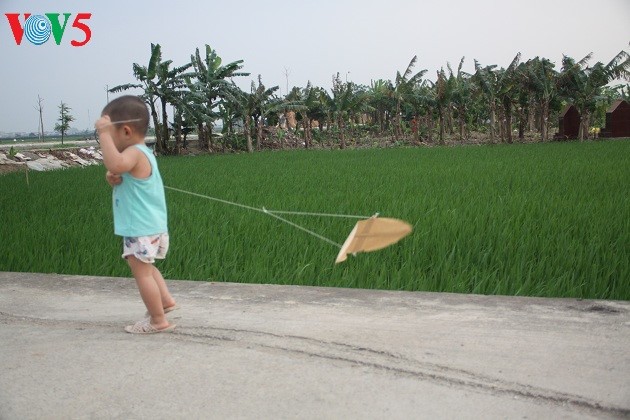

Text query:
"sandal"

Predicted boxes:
[[125, 318, 176, 334]]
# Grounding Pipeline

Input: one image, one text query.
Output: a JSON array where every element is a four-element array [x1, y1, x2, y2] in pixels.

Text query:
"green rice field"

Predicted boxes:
[[1, 140, 629, 300]]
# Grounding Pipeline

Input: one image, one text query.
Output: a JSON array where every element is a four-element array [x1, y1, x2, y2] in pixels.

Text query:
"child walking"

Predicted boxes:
[[95, 95, 177, 334]]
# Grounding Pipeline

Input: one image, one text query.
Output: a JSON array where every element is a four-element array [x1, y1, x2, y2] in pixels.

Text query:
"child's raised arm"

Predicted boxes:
[[95, 116, 142, 174]]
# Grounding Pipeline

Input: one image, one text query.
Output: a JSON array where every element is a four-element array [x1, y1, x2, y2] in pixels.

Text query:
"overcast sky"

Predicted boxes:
[[1, 0, 628, 133]]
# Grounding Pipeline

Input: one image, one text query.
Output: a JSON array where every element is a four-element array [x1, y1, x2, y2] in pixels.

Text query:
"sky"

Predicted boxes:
[[0, 0, 628, 134]]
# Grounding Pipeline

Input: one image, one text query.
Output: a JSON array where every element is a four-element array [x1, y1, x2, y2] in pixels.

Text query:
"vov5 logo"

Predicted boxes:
[[5, 13, 92, 47]]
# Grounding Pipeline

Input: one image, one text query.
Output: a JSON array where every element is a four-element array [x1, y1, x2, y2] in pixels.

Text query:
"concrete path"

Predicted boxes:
[[0, 272, 628, 419], [0, 139, 99, 150]]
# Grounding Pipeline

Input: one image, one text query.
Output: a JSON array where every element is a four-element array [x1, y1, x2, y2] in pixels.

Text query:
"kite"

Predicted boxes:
[[335, 216, 412, 263]]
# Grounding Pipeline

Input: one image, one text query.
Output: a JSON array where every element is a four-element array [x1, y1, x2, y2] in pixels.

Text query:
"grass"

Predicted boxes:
[[1, 140, 629, 300]]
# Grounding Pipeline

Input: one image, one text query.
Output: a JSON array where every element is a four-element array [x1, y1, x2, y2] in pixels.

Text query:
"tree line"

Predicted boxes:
[[110, 43, 630, 154]]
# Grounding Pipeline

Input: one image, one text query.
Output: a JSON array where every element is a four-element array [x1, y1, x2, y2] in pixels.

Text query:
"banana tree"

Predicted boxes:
[[109, 43, 191, 154], [154, 58, 192, 153], [393, 56, 426, 140], [186, 44, 249, 150], [171, 106, 195, 152], [472, 61, 499, 142], [250, 76, 305, 150], [231, 86, 256, 153], [283, 86, 311, 147], [321, 74, 369, 149], [305, 85, 328, 139], [514, 61, 533, 141], [559, 50, 630, 140], [283, 87, 302, 134], [448, 57, 473, 141], [496, 53, 522, 143], [217, 100, 240, 151], [249, 76, 280, 150], [406, 81, 435, 143], [368, 79, 395, 133], [433, 68, 456, 144], [291, 82, 323, 148], [109, 43, 163, 152], [521, 57, 559, 141], [616, 83, 630, 101]]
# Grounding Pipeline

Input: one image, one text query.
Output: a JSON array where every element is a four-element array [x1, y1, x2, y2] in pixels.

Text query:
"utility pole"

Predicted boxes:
[[60, 100, 64, 145], [284, 67, 290, 96], [105, 85, 109, 103], [34, 95, 44, 142]]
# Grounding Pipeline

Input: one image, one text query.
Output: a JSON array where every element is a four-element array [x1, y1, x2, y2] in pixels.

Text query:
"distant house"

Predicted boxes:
[[600, 100, 630, 138], [555, 105, 580, 139]]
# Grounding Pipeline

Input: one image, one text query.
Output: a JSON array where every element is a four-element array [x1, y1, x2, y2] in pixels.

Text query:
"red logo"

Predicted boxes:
[[5, 13, 92, 46]]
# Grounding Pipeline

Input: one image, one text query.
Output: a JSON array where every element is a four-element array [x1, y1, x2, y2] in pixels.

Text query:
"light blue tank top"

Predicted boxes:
[[112, 144, 168, 237]]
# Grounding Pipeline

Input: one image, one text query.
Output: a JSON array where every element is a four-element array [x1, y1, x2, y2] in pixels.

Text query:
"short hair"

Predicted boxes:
[[101, 95, 150, 136]]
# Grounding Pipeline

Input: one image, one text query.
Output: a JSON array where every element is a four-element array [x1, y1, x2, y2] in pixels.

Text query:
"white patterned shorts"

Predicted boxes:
[[122, 233, 169, 264]]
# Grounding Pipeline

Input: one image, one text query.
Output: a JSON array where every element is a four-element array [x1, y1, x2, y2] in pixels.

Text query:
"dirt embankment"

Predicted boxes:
[[0, 147, 103, 175]]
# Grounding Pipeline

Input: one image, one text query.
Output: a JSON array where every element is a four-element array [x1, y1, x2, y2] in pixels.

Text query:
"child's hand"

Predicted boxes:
[[106, 170, 122, 187], [95, 115, 113, 136]]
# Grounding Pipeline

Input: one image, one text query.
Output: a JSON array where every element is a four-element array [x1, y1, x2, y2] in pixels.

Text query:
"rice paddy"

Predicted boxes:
[[1, 140, 628, 300]]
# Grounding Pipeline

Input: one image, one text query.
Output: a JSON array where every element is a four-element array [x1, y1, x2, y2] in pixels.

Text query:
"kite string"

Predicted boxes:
[[104, 118, 142, 126], [263, 209, 373, 219], [164, 185, 372, 248], [165, 185, 261, 213], [262, 208, 342, 248], [164, 186, 373, 219]]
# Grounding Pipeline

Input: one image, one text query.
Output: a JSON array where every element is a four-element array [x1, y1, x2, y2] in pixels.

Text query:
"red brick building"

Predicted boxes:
[[555, 105, 580, 139], [601, 100, 630, 138]]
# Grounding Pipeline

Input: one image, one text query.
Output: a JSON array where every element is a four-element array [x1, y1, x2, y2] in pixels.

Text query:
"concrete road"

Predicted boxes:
[[0, 272, 628, 419]]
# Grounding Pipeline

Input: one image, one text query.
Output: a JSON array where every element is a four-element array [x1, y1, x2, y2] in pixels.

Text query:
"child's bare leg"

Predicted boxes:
[[151, 266, 176, 309], [127, 256, 170, 329]]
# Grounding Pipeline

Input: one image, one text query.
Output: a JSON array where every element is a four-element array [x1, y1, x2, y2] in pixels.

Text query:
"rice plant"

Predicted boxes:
[[1, 140, 628, 299]]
